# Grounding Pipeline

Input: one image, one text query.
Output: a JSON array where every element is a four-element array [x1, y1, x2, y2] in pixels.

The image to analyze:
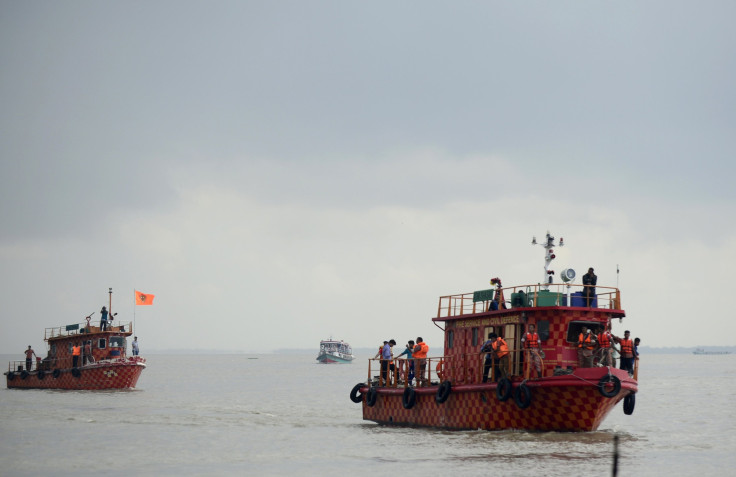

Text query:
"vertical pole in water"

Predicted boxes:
[[612, 434, 619, 477]]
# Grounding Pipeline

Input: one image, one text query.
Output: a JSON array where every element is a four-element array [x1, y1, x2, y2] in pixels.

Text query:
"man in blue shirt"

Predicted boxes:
[[381, 339, 396, 384], [397, 340, 415, 385]]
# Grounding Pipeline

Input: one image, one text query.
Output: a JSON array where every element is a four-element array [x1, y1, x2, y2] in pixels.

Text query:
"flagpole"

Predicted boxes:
[[133, 288, 136, 336]]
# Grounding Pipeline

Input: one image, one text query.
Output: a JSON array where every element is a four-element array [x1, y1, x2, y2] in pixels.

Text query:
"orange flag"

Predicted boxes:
[[134, 290, 155, 306]]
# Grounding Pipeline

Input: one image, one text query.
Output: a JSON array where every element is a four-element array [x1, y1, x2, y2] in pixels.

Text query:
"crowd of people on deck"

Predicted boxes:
[[374, 337, 429, 387], [578, 325, 639, 377], [373, 322, 640, 388]]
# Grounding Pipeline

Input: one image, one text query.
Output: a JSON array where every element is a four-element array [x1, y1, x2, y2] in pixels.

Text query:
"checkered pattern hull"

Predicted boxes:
[[361, 374, 635, 432], [6, 358, 146, 390]]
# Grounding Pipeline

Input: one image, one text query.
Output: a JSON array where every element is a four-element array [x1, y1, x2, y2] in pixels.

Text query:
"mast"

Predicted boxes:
[[531, 231, 563, 291], [108, 288, 113, 325]]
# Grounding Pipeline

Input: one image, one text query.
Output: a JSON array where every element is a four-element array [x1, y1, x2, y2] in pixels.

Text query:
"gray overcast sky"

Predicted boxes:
[[1, 1, 734, 354]]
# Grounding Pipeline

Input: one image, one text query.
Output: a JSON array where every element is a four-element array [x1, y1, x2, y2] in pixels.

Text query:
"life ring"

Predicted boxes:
[[435, 360, 444, 381], [53, 369, 61, 379], [71, 367, 82, 378], [37, 370, 46, 380], [402, 387, 417, 409], [496, 377, 512, 402], [20, 370, 29, 380], [7, 371, 15, 381], [366, 387, 378, 407], [623, 393, 636, 415], [436, 380, 452, 404], [349, 383, 365, 403], [598, 375, 621, 398], [514, 382, 532, 409]]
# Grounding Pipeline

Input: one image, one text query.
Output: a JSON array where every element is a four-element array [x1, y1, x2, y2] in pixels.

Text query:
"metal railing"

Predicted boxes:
[[437, 283, 621, 318], [44, 321, 133, 340]]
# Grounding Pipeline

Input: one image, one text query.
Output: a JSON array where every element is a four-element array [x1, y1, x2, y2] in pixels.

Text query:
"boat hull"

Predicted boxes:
[[5, 357, 146, 390], [316, 353, 353, 364], [359, 368, 635, 431]]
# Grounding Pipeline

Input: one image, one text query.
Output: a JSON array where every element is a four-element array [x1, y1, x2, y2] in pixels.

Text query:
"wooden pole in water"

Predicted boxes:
[[612, 434, 619, 477]]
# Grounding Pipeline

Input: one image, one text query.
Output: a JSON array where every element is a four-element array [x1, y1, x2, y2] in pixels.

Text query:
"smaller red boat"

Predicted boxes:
[[5, 289, 146, 390]]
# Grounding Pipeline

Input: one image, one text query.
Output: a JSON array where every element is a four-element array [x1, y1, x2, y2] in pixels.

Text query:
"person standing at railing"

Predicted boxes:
[[100, 306, 109, 331], [480, 334, 495, 383], [413, 337, 429, 387], [578, 327, 597, 367], [523, 324, 543, 378], [397, 340, 415, 385], [72, 343, 81, 368], [24, 345, 37, 371], [132, 336, 140, 356], [582, 268, 597, 307], [597, 325, 614, 367], [615, 331, 635, 377], [490, 333, 510, 381], [380, 340, 396, 384]]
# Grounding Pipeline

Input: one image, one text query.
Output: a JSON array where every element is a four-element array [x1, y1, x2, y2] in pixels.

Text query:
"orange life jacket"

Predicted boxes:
[[524, 332, 539, 348], [598, 332, 611, 348], [72, 346, 81, 356], [578, 333, 595, 350], [620, 338, 634, 357], [413, 342, 429, 359], [493, 338, 509, 358]]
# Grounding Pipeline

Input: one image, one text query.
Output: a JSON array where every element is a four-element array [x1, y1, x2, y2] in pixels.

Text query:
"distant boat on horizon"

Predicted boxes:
[[693, 348, 731, 355], [316, 338, 354, 364]]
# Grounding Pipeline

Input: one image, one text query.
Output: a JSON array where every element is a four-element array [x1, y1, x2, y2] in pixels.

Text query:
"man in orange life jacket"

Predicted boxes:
[[72, 343, 81, 368], [578, 327, 596, 368], [616, 330, 635, 377], [489, 332, 510, 381], [523, 324, 543, 378], [597, 325, 616, 367], [413, 337, 429, 387]]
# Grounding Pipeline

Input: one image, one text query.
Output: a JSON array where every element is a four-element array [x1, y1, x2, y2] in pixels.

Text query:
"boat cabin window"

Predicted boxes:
[[536, 320, 550, 341], [109, 337, 124, 348], [98, 338, 106, 349], [566, 321, 604, 343], [472, 327, 479, 347]]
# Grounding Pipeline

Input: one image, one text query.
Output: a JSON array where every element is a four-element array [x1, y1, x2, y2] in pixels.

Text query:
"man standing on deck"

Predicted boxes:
[[24, 345, 37, 371], [72, 343, 81, 368], [489, 333, 510, 381], [578, 327, 597, 367], [597, 324, 615, 367], [380, 339, 395, 384], [100, 306, 109, 331], [616, 330, 635, 377], [132, 336, 140, 356], [582, 268, 597, 307], [523, 324, 543, 378], [480, 333, 495, 382], [413, 337, 429, 387]]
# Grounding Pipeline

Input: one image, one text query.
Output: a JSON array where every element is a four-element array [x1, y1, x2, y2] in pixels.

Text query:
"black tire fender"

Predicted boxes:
[[349, 383, 365, 403], [52, 369, 61, 379], [71, 367, 81, 378], [7, 372, 15, 381], [366, 387, 378, 407], [496, 378, 512, 402], [20, 370, 29, 380], [436, 381, 452, 404], [514, 383, 532, 409], [623, 393, 636, 415], [402, 387, 417, 409], [598, 374, 621, 398], [37, 370, 46, 380]]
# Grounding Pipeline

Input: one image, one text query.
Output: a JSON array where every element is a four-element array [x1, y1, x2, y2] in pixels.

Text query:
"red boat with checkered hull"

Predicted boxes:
[[5, 292, 146, 390], [349, 232, 638, 431]]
